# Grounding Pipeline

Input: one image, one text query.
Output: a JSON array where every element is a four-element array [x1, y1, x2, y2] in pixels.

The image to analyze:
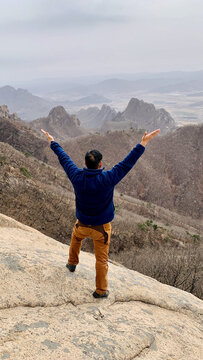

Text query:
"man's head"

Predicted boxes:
[[85, 149, 103, 169]]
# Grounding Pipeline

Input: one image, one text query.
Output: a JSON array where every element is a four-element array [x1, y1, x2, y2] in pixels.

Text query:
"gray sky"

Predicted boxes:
[[0, 0, 203, 84]]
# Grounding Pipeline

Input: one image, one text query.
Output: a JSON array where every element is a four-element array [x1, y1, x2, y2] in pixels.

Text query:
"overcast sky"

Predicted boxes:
[[0, 0, 202, 84]]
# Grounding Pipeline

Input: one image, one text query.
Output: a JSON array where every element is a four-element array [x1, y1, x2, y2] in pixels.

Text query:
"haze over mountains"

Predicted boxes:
[[75, 74, 203, 96], [0, 87, 177, 135], [0, 85, 54, 121], [16, 70, 203, 97], [1, 70, 203, 127], [0, 86, 111, 122]]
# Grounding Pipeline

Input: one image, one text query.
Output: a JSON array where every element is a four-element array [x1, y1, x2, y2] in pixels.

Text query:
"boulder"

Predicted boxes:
[[0, 213, 202, 360]]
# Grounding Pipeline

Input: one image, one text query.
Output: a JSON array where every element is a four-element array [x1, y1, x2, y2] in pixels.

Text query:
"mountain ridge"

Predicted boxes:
[[0, 85, 54, 121]]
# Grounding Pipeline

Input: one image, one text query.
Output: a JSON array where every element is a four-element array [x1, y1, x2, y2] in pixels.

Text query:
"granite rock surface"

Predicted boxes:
[[0, 213, 202, 360]]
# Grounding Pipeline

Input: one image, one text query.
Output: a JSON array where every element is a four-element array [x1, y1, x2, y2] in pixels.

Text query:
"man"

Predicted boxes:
[[41, 128, 160, 298]]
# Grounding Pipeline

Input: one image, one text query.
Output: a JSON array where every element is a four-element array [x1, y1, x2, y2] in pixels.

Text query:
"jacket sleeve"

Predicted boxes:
[[105, 144, 145, 186], [50, 141, 80, 184]]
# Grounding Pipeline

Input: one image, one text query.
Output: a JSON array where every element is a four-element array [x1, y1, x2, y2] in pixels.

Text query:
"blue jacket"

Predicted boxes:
[[50, 141, 145, 225]]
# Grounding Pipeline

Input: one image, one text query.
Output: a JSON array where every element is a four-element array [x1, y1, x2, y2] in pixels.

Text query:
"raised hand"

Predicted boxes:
[[41, 129, 54, 143], [141, 129, 160, 147]]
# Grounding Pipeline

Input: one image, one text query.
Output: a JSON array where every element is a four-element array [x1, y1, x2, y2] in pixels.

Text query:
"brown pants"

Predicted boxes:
[[68, 220, 111, 295]]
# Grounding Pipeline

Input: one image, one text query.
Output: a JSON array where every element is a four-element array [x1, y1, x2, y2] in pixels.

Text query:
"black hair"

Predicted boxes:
[[85, 149, 103, 169]]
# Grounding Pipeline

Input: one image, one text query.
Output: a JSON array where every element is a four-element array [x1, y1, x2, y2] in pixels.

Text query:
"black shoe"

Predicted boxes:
[[93, 290, 109, 298], [66, 263, 76, 272]]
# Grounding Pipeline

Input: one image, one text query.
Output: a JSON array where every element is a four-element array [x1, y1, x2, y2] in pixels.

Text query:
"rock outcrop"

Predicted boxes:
[[30, 106, 86, 140], [102, 98, 176, 135], [0, 104, 20, 121], [0, 213, 202, 360], [77, 104, 117, 129], [0, 105, 48, 161]]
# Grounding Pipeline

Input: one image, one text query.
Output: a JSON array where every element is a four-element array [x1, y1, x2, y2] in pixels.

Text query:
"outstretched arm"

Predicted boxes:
[[41, 129, 80, 184], [105, 129, 160, 186]]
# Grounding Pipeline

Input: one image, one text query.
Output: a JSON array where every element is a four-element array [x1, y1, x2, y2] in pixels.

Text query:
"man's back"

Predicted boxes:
[[50, 141, 145, 225]]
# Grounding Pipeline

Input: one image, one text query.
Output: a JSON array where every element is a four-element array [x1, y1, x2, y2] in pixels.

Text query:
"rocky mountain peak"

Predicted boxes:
[[47, 106, 81, 129], [30, 106, 85, 140], [48, 105, 68, 119], [77, 104, 117, 129], [100, 104, 116, 114], [0, 85, 16, 93], [0, 104, 20, 121], [16, 88, 30, 95], [126, 97, 155, 112], [0, 86, 29, 97], [104, 97, 176, 134], [0, 104, 9, 118]]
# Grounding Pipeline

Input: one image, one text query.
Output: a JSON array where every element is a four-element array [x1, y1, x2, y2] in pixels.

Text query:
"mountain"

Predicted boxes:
[[12, 71, 203, 102], [16, 70, 203, 96], [102, 98, 176, 134], [69, 77, 192, 97], [71, 94, 111, 106], [86, 78, 168, 95], [87, 71, 203, 94], [77, 104, 117, 129], [65, 71, 203, 97], [30, 106, 86, 140], [0, 105, 48, 161], [1, 213, 202, 360], [152, 79, 203, 93], [0, 85, 55, 121]]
